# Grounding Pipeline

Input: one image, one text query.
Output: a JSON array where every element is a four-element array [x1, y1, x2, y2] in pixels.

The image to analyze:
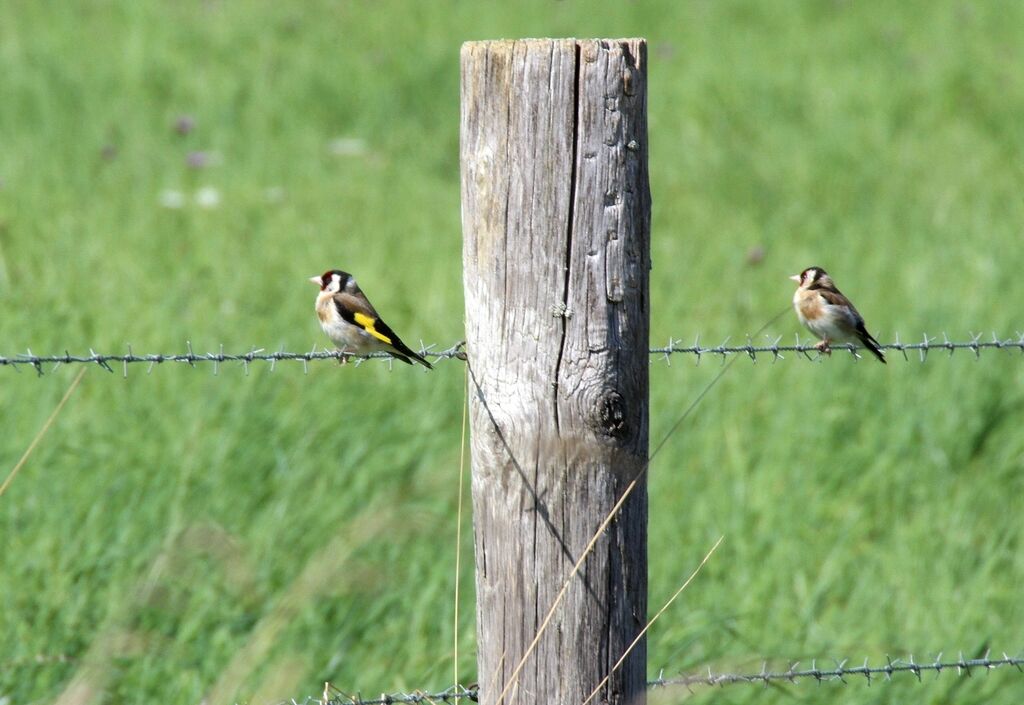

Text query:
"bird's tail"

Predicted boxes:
[[861, 334, 886, 364], [390, 342, 433, 369]]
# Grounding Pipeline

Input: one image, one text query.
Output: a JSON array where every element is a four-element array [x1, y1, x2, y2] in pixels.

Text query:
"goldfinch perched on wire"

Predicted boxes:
[[310, 269, 432, 369], [790, 266, 886, 363]]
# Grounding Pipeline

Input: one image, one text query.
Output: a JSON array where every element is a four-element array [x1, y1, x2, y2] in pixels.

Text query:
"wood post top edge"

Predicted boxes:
[[461, 38, 646, 50]]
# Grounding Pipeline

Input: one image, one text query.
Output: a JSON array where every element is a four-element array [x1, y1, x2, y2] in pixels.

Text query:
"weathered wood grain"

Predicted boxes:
[[461, 38, 650, 705]]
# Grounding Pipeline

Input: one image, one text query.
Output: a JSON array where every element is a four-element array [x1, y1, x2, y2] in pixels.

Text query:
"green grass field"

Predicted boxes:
[[2, 2, 1023, 703]]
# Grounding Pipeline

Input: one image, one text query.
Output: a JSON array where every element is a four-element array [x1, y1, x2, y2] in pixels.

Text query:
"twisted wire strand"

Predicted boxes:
[[0, 342, 468, 377], [273, 652, 1024, 704], [314, 684, 477, 705], [649, 651, 1024, 690], [652, 331, 1024, 365], [4, 652, 1020, 699], [2, 333, 1023, 376]]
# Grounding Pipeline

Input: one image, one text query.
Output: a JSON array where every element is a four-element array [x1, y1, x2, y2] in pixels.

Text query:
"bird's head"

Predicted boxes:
[[789, 266, 831, 289], [309, 269, 353, 294]]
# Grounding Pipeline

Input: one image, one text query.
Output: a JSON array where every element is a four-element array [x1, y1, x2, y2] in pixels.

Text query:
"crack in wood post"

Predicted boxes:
[[553, 42, 582, 434]]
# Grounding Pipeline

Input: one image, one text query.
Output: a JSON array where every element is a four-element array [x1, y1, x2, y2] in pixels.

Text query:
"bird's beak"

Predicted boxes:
[[309, 276, 321, 286], [789, 274, 801, 282]]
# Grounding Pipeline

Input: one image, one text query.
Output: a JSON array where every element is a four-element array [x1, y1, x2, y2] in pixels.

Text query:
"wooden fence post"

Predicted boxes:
[[460, 39, 650, 705]]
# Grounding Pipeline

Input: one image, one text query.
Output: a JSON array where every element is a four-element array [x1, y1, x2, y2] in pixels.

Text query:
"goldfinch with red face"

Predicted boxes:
[[310, 269, 432, 369], [790, 266, 886, 363]]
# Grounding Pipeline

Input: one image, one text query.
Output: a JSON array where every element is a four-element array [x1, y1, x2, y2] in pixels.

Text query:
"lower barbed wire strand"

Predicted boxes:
[[279, 652, 1024, 704], [648, 652, 1024, 688]]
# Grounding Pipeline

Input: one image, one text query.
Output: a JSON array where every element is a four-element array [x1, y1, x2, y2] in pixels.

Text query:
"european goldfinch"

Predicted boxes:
[[311, 269, 433, 369], [790, 266, 886, 363]]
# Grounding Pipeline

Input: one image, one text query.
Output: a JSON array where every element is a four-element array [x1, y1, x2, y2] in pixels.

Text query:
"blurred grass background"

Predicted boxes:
[[1, 1, 1023, 703]]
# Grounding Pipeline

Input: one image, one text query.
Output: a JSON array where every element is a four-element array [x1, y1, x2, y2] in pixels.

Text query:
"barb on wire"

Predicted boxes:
[[648, 651, 1024, 690], [2, 333, 1023, 375], [277, 651, 1024, 705]]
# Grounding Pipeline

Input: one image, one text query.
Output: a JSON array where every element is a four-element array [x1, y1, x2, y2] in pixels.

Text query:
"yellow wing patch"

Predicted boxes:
[[353, 312, 393, 344]]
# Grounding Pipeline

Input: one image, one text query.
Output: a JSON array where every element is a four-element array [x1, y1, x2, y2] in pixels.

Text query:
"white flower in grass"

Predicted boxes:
[[195, 186, 221, 209]]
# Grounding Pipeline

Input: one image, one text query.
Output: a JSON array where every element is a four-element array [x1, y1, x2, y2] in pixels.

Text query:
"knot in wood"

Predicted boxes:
[[595, 390, 629, 440]]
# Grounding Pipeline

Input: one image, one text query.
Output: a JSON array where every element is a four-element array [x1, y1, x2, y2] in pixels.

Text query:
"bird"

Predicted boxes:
[[310, 269, 432, 369], [790, 266, 886, 363]]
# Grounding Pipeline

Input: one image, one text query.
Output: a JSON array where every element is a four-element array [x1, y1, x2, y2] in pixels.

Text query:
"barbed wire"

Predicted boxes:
[[311, 684, 477, 705], [2, 650, 1019, 700], [649, 651, 1024, 690], [273, 651, 1023, 705], [0, 342, 468, 377], [2, 333, 1023, 376], [653, 331, 1024, 365]]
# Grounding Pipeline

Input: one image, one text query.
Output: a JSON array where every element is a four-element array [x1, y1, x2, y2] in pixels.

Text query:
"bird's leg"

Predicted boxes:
[[814, 338, 832, 356], [336, 348, 350, 366]]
